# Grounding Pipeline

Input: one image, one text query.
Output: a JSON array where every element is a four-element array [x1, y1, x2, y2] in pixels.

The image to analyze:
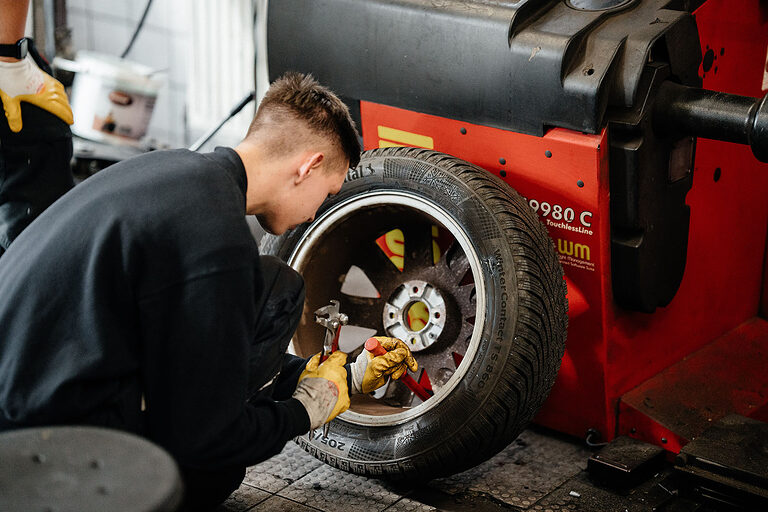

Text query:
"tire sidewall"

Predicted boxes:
[[261, 150, 526, 476]]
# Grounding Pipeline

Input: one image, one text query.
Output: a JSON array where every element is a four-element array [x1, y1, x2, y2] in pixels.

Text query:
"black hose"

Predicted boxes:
[[189, 91, 257, 152], [121, 0, 153, 59]]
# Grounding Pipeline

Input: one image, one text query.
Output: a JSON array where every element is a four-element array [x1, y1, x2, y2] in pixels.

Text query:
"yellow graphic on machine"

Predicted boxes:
[[377, 126, 435, 149], [556, 238, 595, 272]]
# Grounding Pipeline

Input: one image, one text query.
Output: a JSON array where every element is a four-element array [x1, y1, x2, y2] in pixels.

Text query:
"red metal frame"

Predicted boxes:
[[358, 0, 768, 448], [763, 234, 768, 318]]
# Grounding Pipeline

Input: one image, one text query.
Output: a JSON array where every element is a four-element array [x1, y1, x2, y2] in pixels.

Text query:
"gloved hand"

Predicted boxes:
[[0, 55, 73, 133], [349, 336, 418, 394], [292, 351, 349, 430]]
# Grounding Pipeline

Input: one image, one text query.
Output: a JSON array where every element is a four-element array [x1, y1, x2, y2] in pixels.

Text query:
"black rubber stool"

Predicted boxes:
[[0, 426, 182, 512]]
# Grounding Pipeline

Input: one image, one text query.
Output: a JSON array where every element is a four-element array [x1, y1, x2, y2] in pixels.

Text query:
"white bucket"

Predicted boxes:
[[62, 52, 162, 146]]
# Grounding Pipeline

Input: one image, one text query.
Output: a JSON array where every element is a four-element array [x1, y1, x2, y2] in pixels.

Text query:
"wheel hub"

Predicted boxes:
[[382, 279, 446, 351]]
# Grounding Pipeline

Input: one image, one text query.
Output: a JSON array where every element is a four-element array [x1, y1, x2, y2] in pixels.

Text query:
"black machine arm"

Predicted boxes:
[[266, 0, 765, 313], [654, 83, 768, 163]]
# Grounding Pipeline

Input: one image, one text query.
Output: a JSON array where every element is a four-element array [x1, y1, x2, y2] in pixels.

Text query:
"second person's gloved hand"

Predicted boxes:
[[348, 336, 418, 394], [292, 351, 349, 430], [0, 54, 73, 132]]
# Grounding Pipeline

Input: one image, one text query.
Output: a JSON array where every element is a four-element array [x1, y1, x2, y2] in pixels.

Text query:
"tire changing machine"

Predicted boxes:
[[267, 1, 768, 508]]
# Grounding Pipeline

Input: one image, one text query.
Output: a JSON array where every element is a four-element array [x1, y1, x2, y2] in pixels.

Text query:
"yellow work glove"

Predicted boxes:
[[0, 57, 73, 133], [349, 336, 418, 394], [292, 351, 350, 429]]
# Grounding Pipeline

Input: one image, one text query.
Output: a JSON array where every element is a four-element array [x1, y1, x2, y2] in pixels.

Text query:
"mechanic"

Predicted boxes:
[[0, 0, 75, 258], [0, 54, 417, 511]]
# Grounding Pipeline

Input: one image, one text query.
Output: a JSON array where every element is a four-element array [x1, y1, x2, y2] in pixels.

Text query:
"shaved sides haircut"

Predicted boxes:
[[247, 73, 361, 170]]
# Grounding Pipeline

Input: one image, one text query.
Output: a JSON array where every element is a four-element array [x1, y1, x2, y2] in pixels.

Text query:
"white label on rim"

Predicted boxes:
[[337, 324, 377, 353], [340, 265, 381, 298]]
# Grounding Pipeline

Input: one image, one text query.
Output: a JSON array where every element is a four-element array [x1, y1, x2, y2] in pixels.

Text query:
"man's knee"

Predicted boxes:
[[259, 255, 305, 319]]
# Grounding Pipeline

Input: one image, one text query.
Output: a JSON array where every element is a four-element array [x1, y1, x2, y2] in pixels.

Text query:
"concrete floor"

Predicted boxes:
[[216, 427, 595, 512]]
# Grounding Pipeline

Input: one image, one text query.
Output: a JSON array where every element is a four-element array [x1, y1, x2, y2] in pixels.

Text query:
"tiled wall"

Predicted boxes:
[[66, 0, 191, 148]]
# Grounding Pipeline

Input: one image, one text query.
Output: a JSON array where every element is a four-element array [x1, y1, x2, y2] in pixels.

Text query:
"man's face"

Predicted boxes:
[[258, 158, 348, 235]]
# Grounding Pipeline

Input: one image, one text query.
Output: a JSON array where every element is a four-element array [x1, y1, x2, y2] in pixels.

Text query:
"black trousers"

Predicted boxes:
[[0, 104, 75, 257], [179, 255, 305, 511]]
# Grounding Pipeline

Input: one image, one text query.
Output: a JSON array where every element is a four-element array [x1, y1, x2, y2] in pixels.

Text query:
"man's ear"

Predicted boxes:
[[296, 152, 325, 184]]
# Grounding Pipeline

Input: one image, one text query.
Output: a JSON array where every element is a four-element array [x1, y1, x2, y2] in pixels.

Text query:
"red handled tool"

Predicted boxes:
[[313, 300, 349, 439], [365, 337, 433, 402]]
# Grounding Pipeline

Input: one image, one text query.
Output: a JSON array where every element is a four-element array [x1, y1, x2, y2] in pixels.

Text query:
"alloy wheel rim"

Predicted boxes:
[[288, 191, 486, 427]]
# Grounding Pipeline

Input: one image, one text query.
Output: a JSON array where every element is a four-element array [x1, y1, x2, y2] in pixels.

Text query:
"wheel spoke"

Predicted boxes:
[[382, 377, 416, 407], [437, 241, 472, 287], [417, 368, 433, 392], [340, 297, 385, 334], [411, 347, 458, 377], [402, 219, 435, 271], [454, 283, 477, 317], [354, 238, 403, 292]]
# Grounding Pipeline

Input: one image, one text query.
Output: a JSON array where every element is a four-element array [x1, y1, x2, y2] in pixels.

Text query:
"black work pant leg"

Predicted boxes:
[[0, 104, 75, 254], [178, 466, 246, 511], [177, 257, 304, 510], [254, 255, 305, 346], [247, 255, 306, 397]]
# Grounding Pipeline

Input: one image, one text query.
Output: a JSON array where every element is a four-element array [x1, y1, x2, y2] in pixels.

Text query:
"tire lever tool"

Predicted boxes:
[[312, 300, 348, 439]]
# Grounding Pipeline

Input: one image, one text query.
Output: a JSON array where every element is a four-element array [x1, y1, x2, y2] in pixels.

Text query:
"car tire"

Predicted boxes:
[[260, 147, 568, 479]]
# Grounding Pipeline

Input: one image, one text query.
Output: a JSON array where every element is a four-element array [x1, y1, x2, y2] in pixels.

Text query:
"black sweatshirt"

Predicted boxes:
[[0, 147, 310, 470]]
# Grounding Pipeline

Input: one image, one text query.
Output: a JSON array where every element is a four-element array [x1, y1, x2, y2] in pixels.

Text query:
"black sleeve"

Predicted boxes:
[[271, 353, 310, 400], [138, 267, 310, 471]]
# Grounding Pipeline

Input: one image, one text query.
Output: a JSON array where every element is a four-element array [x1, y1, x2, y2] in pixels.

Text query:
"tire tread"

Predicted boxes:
[[272, 147, 568, 479]]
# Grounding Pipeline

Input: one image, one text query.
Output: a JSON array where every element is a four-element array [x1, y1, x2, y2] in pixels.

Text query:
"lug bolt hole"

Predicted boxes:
[[389, 312, 395, 319], [434, 312, 441, 319], [412, 286, 419, 293]]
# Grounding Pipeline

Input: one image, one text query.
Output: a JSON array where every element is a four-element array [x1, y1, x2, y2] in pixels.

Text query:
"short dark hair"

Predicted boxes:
[[248, 72, 361, 170]]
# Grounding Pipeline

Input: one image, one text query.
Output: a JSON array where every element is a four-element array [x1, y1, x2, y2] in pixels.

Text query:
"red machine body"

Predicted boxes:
[[358, 1, 768, 449]]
